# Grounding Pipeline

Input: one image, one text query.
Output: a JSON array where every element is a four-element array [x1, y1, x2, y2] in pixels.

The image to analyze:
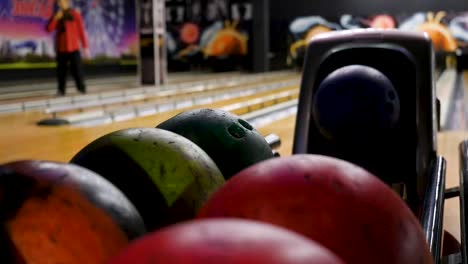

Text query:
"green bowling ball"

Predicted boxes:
[[157, 108, 274, 180], [70, 128, 225, 231]]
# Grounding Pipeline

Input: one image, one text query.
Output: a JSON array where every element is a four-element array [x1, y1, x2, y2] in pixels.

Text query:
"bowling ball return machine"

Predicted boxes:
[[292, 29, 467, 264]]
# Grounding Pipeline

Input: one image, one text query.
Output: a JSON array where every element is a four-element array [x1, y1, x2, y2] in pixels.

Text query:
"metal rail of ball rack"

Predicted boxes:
[[423, 140, 468, 264], [432, 142, 468, 264], [423, 72, 467, 264]]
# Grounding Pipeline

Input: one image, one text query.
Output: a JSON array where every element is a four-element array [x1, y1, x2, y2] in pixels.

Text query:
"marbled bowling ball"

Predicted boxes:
[[0, 160, 146, 264], [71, 128, 225, 231]]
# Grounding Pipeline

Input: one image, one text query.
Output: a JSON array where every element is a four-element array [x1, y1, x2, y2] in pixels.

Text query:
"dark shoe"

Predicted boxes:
[[56, 91, 65, 97]]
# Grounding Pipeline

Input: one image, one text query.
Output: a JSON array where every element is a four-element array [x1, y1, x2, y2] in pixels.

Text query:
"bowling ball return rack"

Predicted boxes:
[[291, 29, 467, 264]]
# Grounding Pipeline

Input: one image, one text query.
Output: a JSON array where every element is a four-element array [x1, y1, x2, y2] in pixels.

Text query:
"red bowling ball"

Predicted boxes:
[[108, 218, 345, 264], [198, 155, 433, 264]]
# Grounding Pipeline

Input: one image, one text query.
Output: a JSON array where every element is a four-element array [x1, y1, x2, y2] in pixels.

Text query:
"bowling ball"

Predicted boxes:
[[312, 64, 400, 142], [70, 128, 225, 231], [198, 155, 432, 264], [0, 160, 146, 264], [157, 108, 274, 179], [108, 218, 346, 264]]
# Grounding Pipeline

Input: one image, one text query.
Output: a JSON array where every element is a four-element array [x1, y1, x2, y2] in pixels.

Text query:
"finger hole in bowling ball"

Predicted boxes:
[[238, 119, 253, 131], [228, 124, 246, 139]]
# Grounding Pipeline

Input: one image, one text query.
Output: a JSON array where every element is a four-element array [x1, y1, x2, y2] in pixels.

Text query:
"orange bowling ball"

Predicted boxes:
[[0, 160, 146, 264]]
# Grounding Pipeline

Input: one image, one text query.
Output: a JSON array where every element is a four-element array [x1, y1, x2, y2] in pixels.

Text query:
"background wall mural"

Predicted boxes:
[[288, 11, 468, 68], [165, 0, 252, 71], [0, 0, 253, 72], [0, 0, 138, 69]]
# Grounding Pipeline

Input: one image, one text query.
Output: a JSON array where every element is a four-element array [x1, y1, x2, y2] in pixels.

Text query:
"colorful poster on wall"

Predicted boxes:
[[165, 0, 252, 70], [287, 11, 468, 68], [0, 0, 138, 69]]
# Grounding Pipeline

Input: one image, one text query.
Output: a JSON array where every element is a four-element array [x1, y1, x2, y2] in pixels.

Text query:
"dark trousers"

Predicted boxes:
[[56, 51, 86, 95]]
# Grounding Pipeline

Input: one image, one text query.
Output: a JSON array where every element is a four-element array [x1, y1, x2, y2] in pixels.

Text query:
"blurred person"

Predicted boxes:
[[47, 0, 90, 96]]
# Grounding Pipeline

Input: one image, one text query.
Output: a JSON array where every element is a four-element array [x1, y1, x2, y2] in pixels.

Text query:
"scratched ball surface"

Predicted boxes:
[[70, 128, 225, 232], [157, 108, 274, 180], [198, 155, 432, 264]]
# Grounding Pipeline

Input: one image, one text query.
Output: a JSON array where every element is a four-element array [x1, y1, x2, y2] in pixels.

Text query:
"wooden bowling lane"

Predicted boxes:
[[0, 71, 262, 105], [46, 74, 299, 118], [0, 71, 298, 120], [68, 85, 299, 127], [0, 81, 299, 164]]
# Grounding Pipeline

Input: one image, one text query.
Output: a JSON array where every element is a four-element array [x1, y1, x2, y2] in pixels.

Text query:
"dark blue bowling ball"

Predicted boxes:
[[312, 65, 400, 141]]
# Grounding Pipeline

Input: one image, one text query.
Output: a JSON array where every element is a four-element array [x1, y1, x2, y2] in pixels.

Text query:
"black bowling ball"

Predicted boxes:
[[312, 64, 400, 142]]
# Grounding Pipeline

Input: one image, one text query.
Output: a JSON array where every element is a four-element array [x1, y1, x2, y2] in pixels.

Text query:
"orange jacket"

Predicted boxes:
[[47, 9, 88, 53]]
